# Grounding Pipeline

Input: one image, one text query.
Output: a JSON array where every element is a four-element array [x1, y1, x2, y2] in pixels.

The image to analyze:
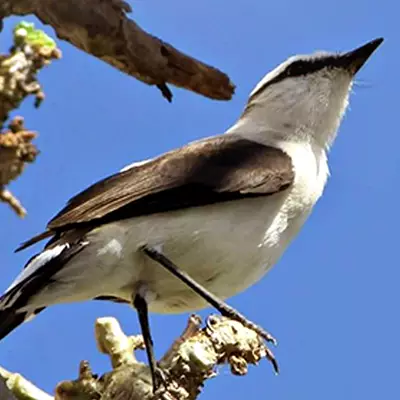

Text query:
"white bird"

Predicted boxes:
[[0, 38, 383, 391]]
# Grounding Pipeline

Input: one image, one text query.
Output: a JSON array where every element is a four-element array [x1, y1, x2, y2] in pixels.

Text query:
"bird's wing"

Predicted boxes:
[[17, 134, 294, 251]]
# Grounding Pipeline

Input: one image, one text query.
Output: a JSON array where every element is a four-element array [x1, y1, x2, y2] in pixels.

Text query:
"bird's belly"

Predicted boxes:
[[104, 194, 298, 314], [30, 192, 310, 314]]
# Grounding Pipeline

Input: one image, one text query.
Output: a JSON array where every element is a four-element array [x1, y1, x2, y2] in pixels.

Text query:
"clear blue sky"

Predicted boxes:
[[0, 1, 396, 398]]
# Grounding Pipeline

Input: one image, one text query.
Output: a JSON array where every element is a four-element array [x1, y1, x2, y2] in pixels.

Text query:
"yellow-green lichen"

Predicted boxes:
[[13, 22, 56, 51]]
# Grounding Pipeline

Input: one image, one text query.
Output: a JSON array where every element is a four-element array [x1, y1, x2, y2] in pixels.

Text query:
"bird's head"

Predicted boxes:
[[229, 38, 383, 150]]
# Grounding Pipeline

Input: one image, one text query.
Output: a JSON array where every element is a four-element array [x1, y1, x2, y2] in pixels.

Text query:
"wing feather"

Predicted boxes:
[[17, 135, 294, 251]]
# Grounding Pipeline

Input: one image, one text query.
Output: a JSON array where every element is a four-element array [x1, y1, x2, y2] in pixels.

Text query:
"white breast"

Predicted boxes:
[[260, 140, 329, 257], [279, 140, 329, 212]]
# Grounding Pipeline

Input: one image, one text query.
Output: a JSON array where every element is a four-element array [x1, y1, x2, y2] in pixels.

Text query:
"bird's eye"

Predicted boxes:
[[286, 62, 307, 77]]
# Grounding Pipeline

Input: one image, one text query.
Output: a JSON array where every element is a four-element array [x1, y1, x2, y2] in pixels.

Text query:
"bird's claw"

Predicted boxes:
[[230, 318, 279, 373], [152, 365, 170, 393], [264, 346, 279, 374], [251, 325, 279, 373], [259, 328, 277, 346]]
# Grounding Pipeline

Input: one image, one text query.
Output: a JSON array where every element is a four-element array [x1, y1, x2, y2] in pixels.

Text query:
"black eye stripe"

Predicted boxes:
[[249, 55, 340, 101], [284, 57, 338, 78]]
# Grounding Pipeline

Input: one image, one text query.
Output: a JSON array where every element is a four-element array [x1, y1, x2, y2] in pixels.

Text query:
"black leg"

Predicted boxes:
[[133, 293, 165, 393], [141, 244, 279, 373]]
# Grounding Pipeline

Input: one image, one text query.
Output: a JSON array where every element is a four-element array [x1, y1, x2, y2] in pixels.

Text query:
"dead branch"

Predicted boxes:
[[0, 0, 235, 102], [1, 315, 275, 400]]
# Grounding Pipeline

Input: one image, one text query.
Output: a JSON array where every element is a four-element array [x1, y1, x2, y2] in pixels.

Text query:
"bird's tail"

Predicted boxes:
[[0, 265, 47, 340], [0, 242, 85, 341], [0, 305, 44, 340], [0, 307, 26, 340]]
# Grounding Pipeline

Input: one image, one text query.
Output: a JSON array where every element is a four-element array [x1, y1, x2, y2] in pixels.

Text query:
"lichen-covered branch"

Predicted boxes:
[[0, 0, 235, 102], [55, 315, 275, 400], [0, 21, 61, 125], [0, 117, 38, 217], [0, 315, 276, 400], [0, 367, 52, 400], [0, 377, 17, 400], [0, 22, 60, 217]]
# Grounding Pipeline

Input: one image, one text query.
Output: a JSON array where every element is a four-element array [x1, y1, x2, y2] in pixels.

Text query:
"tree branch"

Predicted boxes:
[[0, 377, 18, 400], [0, 0, 235, 102], [0, 315, 276, 400], [57, 315, 274, 400], [0, 22, 60, 217], [0, 367, 52, 400]]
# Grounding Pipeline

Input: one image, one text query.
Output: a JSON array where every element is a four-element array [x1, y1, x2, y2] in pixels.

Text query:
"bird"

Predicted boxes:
[[0, 37, 383, 392]]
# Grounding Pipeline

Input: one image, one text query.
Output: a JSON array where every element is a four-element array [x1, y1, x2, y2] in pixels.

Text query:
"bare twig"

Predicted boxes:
[[0, 0, 235, 101]]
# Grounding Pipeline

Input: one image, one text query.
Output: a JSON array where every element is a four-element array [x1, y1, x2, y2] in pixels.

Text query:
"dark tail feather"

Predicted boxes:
[[0, 308, 28, 341], [2, 240, 86, 340], [0, 307, 45, 341], [15, 231, 53, 252]]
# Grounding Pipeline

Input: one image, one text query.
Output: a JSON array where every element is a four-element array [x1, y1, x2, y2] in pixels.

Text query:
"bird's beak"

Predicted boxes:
[[339, 38, 384, 75]]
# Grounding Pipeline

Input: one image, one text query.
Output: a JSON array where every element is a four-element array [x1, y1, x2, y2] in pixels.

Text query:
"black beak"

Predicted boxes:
[[339, 38, 384, 75]]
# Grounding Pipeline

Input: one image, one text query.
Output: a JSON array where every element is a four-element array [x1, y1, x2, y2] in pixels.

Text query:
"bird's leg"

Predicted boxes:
[[133, 292, 167, 393], [141, 244, 279, 373]]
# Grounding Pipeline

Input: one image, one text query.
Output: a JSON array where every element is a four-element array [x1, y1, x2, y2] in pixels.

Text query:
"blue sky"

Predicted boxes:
[[0, 1, 397, 398]]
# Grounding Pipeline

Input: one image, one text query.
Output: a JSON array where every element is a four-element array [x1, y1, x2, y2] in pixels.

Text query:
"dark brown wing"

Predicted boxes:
[[17, 135, 294, 251]]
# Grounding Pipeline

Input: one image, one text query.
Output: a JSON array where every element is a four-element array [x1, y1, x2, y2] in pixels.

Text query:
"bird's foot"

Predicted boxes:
[[229, 318, 279, 373], [151, 364, 170, 394], [207, 314, 279, 374], [214, 303, 278, 345], [241, 319, 277, 345]]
